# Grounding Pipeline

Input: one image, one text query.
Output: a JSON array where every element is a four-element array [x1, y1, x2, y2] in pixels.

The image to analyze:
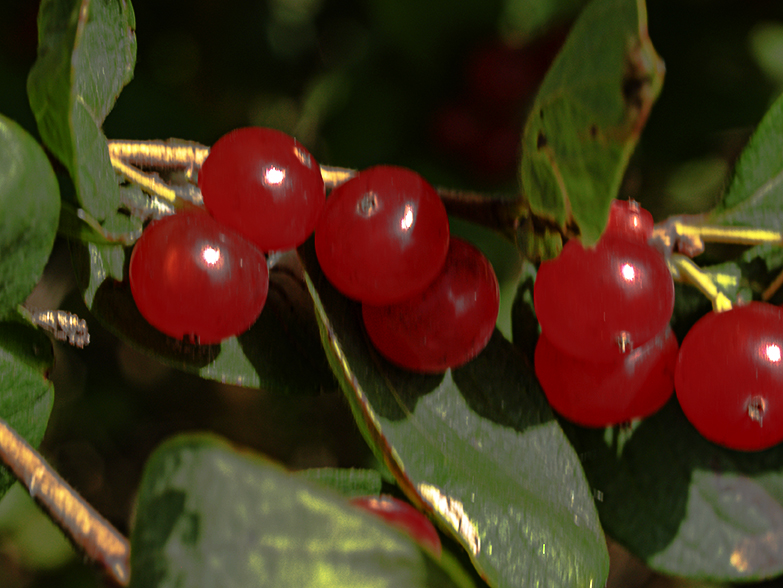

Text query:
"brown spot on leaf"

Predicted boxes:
[[537, 132, 547, 149], [622, 74, 646, 111], [589, 125, 598, 139]]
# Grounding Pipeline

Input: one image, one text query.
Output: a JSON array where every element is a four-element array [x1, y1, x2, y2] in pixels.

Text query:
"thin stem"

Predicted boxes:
[[652, 216, 783, 258], [676, 222, 783, 246], [670, 254, 733, 312], [108, 139, 208, 172], [0, 418, 130, 585], [111, 158, 179, 203], [107, 139, 529, 240]]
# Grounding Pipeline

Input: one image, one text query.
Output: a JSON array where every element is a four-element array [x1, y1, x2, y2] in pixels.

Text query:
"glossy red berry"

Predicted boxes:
[[350, 495, 442, 557], [362, 238, 499, 373], [605, 199, 654, 243], [315, 166, 450, 305], [675, 302, 783, 451], [129, 212, 269, 344], [199, 127, 325, 252], [535, 326, 678, 427], [534, 236, 674, 362]]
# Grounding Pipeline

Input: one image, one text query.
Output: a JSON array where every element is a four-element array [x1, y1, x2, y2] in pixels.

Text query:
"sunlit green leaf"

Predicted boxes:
[[299, 239, 608, 588], [298, 467, 383, 497], [520, 0, 664, 248], [130, 434, 475, 588]]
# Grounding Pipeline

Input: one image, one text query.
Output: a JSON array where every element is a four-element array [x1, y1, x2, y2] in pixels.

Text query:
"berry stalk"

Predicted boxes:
[[669, 254, 733, 312]]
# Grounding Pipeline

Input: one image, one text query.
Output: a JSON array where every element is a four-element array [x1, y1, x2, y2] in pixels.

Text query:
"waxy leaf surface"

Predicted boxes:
[[298, 467, 383, 497], [563, 399, 783, 581], [130, 434, 474, 588], [520, 0, 664, 248], [0, 114, 60, 318], [299, 240, 608, 588], [27, 0, 136, 219]]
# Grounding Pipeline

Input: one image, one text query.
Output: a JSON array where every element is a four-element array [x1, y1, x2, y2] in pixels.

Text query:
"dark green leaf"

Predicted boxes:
[[69, 240, 335, 394], [299, 239, 608, 588], [0, 114, 60, 318], [27, 0, 136, 220], [298, 467, 383, 497], [519, 0, 664, 247], [563, 398, 783, 581], [0, 319, 55, 499], [130, 434, 475, 588], [500, 0, 587, 40], [710, 93, 783, 269]]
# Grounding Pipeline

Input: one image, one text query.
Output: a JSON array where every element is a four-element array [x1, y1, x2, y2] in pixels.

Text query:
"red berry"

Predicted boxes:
[[350, 495, 442, 557], [315, 166, 450, 305], [129, 212, 269, 344], [605, 200, 654, 243], [675, 302, 783, 451], [199, 127, 325, 252], [362, 238, 499, 373], [535, 326, 678, 427], [534, 236, 674, 362]]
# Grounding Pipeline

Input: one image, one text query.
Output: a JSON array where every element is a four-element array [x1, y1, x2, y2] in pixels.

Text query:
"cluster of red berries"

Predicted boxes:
[[129, 127, 499, 373], [533, 200, 678, 428], [533, 200, 783, 452]]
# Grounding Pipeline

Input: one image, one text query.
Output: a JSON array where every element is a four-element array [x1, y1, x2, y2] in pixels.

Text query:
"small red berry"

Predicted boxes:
[[675, 302, 783, 451], [534, 236, 674, 362], [350, 495, 442, 557], [199, 127, 325, 252], [362, 238, 499, 373], [129, 212, 268, 344], [316, 166, 450, 305], [535, 326, 678, 427], [605, 199, 654, 243]]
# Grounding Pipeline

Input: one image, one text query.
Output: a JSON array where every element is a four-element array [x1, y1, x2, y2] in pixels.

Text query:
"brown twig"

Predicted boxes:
[[0, 418, 130, 585]]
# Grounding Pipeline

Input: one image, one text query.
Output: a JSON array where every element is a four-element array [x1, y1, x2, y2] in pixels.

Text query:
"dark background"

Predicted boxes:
[[2, 0, 783, 586]]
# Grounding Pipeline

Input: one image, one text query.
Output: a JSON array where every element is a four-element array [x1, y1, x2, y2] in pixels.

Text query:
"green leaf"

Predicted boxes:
[[0, 114, 60, 318], [298, 467, 383, 498], [0, 319, 55, 500], [500, 0, 588, 40], [299, 239, 608, 588], [710, 93, 783, 269], [562, 398, 783, 581], [519, 0, 664, 247], [68, 240, 335, 394], [129, 434, 475, 588], [27, 0, 136, 220]]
